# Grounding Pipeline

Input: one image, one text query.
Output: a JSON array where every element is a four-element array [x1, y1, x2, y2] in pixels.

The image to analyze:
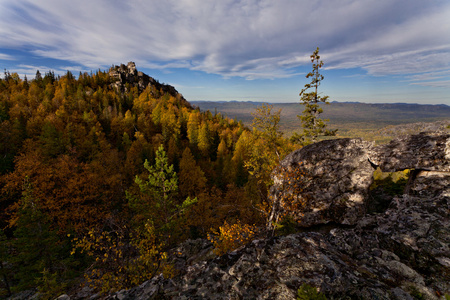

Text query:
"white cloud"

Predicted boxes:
[[0, 0, 449, 85], [405, 70, 450, 88], [410, 80, 450, 88], [0, 53, 14, 60], [3, 64, 52, 79], [406, 70, 450, 82], [5, 64, 89, 79]]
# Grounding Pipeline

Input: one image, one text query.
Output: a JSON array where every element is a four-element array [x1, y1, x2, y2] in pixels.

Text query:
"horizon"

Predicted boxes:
[[190, 100, 450, 107], [1, 1, 449, 105]]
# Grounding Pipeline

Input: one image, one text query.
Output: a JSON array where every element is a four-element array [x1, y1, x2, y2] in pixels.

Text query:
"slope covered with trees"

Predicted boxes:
[[0, 64, 298, 297]]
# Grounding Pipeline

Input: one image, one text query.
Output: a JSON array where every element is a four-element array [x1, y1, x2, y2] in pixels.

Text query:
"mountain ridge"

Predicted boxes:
[[192, 100, 449, 107]]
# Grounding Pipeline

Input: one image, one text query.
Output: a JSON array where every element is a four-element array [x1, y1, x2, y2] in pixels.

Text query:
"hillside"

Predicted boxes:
[[192, 101, 450, 142], [0, 63, 279, 298]]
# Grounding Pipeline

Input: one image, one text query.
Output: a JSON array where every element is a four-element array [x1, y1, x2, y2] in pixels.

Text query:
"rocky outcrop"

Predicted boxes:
[[269, 132, 450, 229], [75, 133, 450, 299], [268, 138, 376, 228], [327, 176, 450, 299], [374, 131, 450, 172], [109, 62, 191, 108]]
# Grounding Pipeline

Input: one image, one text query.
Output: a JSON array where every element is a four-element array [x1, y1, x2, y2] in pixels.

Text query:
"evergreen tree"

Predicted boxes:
[[35, 70, 42, 82], [128, 144, 197, 244], [132, 145, 178, 230], [10, 179, 68, 296], [291, 47, 337, 145]]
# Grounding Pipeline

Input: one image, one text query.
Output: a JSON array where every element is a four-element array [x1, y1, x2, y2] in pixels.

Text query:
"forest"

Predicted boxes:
[[0, 66, 302, 298]]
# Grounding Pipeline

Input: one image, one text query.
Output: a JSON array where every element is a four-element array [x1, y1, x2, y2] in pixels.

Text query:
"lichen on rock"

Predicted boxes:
[[268, 138, 376, 228]]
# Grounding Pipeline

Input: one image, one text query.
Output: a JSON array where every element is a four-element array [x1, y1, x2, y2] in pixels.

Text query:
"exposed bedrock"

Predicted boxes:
[[269, 132, 450, 229]]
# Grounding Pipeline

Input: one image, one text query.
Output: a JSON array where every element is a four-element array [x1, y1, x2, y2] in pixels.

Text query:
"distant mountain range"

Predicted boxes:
[[191, 100, 449, 126]]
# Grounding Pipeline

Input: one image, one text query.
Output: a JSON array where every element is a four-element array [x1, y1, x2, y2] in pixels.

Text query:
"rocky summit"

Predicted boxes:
[[108, 62, 191, 108], [71, 132, 449, 299]]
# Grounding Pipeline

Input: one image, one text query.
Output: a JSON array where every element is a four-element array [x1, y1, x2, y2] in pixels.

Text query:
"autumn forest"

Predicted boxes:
[[0, 64, 304, 297]]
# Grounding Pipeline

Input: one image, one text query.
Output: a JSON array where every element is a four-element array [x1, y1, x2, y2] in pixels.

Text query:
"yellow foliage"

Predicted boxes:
[[208, 220, 257, 256], [71, 221, 168, 293]]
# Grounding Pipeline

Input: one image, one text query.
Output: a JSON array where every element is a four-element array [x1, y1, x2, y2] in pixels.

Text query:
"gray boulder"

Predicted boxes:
[[268, 138, 376, 228], [269, 132, 450, 229]]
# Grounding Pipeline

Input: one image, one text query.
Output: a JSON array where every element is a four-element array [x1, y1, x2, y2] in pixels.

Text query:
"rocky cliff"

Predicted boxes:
[[109, 62, 192, 108], [67, 132, 449, 299]]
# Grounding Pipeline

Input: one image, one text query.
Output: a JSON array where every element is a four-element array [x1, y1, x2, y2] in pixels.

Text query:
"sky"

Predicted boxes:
[[1, 0, 449, 105]]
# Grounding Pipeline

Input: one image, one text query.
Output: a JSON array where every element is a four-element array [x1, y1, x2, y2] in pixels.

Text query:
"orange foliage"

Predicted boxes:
[[208, 220, 257, 256], [179, 147, 207, 198], [4, 149, 122, 234]]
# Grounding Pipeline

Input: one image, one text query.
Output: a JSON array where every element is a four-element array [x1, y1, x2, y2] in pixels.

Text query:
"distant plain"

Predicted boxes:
[[192, 101, 450, 143]]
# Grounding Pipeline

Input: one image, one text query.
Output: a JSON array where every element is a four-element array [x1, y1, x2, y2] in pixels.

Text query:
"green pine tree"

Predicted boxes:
[[10, 179, 68, 297], [132, 145, 178, 230], [128, 144, 197, 246], [291, 47, 337, 145]]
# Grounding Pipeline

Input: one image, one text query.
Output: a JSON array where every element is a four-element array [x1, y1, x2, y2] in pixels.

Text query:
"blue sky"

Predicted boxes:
[[1, 0, 449, 105]]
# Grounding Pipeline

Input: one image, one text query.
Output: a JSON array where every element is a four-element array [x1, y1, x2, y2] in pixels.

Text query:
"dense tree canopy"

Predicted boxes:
[[0, 67, 298, 296]]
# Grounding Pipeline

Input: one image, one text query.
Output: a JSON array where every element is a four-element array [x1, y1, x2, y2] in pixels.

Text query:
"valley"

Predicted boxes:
[[192, 101, 450, 143]]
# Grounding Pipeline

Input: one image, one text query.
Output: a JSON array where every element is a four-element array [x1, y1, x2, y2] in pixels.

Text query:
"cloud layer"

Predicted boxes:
[[1, 0, 449, 87]]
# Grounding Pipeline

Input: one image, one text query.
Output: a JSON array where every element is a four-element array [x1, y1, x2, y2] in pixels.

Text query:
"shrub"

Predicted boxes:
[[297, 283, 327, 300], [208, 220, 257, 256]]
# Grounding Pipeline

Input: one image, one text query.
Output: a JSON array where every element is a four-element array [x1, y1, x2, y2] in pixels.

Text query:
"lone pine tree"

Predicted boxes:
[[292, 47, 337, 145]]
